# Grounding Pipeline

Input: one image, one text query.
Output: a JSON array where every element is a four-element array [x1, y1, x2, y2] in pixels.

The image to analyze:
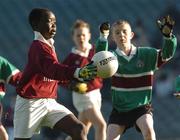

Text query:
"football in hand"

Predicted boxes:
[[92, 51, 118, 78]]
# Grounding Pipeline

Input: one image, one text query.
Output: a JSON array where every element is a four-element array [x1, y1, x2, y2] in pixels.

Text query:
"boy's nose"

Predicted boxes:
[[119, 32, 124, 36], [52, 23, 56, 28]]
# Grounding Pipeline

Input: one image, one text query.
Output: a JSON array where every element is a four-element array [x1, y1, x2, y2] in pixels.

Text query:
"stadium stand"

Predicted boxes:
[[0, 0, 179, 139]]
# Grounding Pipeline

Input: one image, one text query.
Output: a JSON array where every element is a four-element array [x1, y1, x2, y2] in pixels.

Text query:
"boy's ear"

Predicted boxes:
[[31, 23, 37, 31], [111, 32, 115, 41], [130, 32, 134, 39], [89, 32, 91, 40], [31, 20, 40, 31]]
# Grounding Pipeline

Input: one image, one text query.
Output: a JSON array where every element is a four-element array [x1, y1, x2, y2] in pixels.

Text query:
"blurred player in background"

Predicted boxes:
[[62, 19, 106, 140], [173, 75, 180, 98], [14, 8, 97, 140], [0, 56, 21, 140], [96, 15, 177, 140]]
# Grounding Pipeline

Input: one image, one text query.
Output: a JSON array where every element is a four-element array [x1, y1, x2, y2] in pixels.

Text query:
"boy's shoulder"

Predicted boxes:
[[138, 46, 157, 52], [30, 40, 54, 54], [0, 56, 8, 63], [0, 56, 4, 60], [137, 46, 158, 56], [31, 40, 43, 46], [31, 40, 48, 49]]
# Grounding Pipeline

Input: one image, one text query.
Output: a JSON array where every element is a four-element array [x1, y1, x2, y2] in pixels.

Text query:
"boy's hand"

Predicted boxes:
[[99, 22, 110, 40], [157, 15, 175, 38], [78, 62, 97, 81]]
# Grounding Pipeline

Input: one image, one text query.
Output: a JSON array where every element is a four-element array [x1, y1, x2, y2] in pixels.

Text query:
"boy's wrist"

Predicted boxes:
[[74, 68, 81, 80]]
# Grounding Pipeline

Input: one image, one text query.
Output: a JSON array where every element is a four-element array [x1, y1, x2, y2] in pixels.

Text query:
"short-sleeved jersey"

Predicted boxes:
[[0, 56, 20, 97], [96, 36, 177, 112]]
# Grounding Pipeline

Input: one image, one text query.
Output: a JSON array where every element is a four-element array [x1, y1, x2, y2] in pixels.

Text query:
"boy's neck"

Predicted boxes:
[[76, 43, 91, 52], [119, 44, 132, 56], [34, 31, 55, 49]]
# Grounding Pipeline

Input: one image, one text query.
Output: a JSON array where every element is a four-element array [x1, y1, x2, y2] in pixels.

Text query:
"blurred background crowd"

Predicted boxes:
[[0, 0, 179, 139]]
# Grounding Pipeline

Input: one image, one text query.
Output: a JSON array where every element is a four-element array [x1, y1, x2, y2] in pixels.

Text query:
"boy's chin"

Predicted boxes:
[[52, 33, 56, 36], [49, 34, 55, 39], [50, 32, 56, 38]]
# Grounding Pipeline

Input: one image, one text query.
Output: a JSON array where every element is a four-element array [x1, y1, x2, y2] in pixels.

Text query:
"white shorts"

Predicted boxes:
[[72, 89, 102, 113], [14, 95, 72, 138]]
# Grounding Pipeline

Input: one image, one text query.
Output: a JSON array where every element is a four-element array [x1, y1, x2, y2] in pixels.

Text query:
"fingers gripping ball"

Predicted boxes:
[[157, 15, 175, 38], [79, 63, 97, 81], [92, 51, 118, 78]]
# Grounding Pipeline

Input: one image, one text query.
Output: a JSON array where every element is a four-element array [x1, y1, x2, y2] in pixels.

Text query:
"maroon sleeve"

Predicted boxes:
[[31, 42, 77, 81], [59, 53, 75, 88]]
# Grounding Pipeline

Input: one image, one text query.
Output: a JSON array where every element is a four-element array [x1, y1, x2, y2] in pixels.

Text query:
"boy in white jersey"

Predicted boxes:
[[96, 16, 177, 140]]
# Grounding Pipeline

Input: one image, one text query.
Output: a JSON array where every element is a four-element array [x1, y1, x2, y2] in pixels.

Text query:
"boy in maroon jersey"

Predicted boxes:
[[14, 8, 97, 140], [63, 19, 106, 140]]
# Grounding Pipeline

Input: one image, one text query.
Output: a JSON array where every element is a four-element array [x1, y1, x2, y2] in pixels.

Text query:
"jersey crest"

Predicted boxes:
[[136, 59, 145, 68]]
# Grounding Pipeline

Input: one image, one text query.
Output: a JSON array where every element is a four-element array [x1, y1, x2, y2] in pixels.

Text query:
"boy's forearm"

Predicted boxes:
[[161, 35, 177, 60]]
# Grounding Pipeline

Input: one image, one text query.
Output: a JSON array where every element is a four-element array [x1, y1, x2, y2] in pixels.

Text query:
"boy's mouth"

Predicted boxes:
[[51, 31, 56, 36]]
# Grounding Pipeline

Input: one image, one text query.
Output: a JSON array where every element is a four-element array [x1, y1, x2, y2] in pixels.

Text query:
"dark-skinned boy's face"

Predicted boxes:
[[37, 11, 56, 40]]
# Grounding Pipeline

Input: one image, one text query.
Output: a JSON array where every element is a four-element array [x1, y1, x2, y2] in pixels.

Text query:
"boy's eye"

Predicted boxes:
[[123, 30, 127, 34], [115, 31, 120, 35], [51, 21, 56, 25], [48, 18, 56, 23], [77, 34, 85, 37]]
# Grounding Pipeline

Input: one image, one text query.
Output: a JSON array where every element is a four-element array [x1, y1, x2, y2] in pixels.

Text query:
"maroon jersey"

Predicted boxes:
[[63, 45, 103, 92], [17, 40, 77, 99]]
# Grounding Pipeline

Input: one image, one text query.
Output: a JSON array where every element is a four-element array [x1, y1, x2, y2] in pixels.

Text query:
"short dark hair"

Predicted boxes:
[[112, 20, 131, 28], [28, 8, 50, 30]]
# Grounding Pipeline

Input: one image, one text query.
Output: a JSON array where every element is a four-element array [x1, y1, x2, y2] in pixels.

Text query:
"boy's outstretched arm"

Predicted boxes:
[[95, 22, 110, 52], [157, 15, 177, 61]]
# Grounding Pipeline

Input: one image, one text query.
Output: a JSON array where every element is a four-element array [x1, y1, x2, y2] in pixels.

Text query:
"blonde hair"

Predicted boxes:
[[71, 19, 90, 34]]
